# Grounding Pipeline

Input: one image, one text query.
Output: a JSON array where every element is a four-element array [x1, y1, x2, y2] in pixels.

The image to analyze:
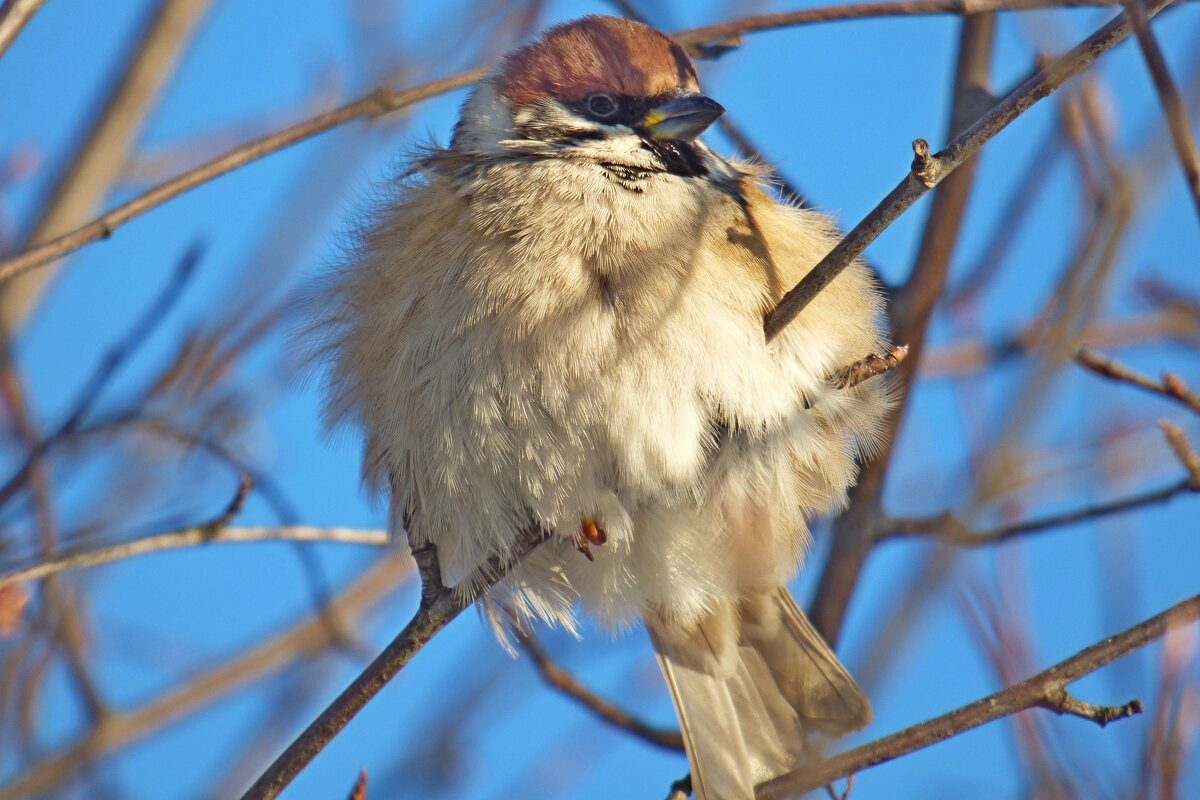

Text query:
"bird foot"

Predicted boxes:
[[574, 517, 607, 561]]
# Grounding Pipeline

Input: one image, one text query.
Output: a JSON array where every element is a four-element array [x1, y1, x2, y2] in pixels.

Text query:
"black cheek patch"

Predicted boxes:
[[641, 139, 708, 178]]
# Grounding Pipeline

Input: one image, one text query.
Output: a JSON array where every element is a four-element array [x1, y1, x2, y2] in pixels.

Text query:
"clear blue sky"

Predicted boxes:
[[1, 1, 1198, 798]]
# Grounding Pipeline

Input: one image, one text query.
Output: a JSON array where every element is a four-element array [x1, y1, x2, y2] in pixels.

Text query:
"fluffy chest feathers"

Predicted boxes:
[[320, 150, 889, 629]]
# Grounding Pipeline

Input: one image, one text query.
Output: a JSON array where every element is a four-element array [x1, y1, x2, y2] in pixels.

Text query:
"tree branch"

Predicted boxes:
[[0, 526, 387, 589], [763, 0, 1173, 342], [756, 593, 1200, 798], [518, 634, 685, 752], [880, 475, 1195, 545], [1122, 0, 1200, 224], [808, 10, 997, 642], [1075, 346, 1200, 414], [2, 0, 214, 328], [0, 556, 413, 800], [239, 531, 552, 800]]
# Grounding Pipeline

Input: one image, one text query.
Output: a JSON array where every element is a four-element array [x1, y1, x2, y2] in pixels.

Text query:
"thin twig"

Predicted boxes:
[[518, 634, 685, 752], [1075, 347, 1200, 414], [1158, 420, 1200, 488], [239, 531, 552, 800], [1123, 0, 1200, 224], [764, 0, 1173, 342], [0, 527, 387, 589], [2, 0, 214, 327], [673, 0, 1152, 50], [881, 475, 1195, 545], [756, 593, 1200, 798], [0, 69, 487, 284]]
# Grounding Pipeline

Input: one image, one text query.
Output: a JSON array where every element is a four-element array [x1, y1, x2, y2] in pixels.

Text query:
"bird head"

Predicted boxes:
[[453, 16, 725, 177]]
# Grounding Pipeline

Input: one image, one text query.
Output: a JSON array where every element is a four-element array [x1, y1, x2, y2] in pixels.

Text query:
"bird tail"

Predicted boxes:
[[647, 589, 870, 800]]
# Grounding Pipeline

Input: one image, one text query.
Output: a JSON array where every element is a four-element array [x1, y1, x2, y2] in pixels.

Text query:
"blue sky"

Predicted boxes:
[[1, 1, 1198, 798]]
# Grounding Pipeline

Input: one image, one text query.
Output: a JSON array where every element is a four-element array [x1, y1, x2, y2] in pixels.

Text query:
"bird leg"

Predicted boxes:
[[574, 517, 608, 561]]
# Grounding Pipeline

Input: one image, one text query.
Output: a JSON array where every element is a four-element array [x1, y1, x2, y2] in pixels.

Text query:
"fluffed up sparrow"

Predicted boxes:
[[308, 15, 893, 800]]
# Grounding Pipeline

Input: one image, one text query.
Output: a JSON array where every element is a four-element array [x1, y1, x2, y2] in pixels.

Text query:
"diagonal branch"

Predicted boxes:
[[756, 593, 1200, 798], [239, 531, 552, 800], [518, 634, 685, 752], [1075, 347, 1200, 414], [881, 475, 1195, 545], [808, 10, 998, 642], [763, 0, 1173, 342], [0, 556, 413, 800], [1122, 0, 1200, 224]]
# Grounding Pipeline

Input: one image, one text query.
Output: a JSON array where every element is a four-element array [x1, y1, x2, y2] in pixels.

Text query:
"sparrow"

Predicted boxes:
[[309, 15, 892, 799]]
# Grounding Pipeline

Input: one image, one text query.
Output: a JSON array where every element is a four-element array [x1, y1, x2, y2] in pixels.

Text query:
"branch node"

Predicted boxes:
[[1039, 685, 1144, 728], [910, 138, 942, 187]]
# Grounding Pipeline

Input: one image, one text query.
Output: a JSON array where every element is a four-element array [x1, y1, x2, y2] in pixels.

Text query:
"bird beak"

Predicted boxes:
[[642, 94, 725, 142]]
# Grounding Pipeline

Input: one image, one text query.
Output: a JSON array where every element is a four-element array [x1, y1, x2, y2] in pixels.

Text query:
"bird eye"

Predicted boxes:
[[587, 93, 618, 119]]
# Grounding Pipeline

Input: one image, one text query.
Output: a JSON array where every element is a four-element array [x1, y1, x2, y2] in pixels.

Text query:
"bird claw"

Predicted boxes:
[[574, 517, 607, 561]]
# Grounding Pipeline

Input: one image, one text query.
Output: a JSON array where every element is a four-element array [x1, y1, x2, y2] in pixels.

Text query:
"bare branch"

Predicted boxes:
[[0, 68, 488, 284], [239, 530, 553, 800], [1159, 420, 1200, 488], [764, 0, 1173, 342], [2, 0, 214, 328], [810, 11, 998, 642], [1075, 347, 1200, 414], [0, 0, 46, 60], [882, 476, 1195, 545], [673, 0, 1150, 51], [0, 527, 387, 589], [1038, 687, 1143, 726], [756, 594, 1200, 798], [518, 634, 685, 752], [0, 556, 413, 800], [1122, 0, 1200, 224]]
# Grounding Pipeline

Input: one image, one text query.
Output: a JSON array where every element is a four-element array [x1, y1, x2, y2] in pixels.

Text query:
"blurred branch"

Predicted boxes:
[[923, 307, 1200, 376], [517, 634, 685, 752], [1158, 420, 1200, 487], [0, 555, 413, 800], [808, 11, 997, 641], [0, 526, 386, 589], [240, 533, 552, 800], [2, 0, 213, 328], [1075, 347, 1200, 414], [0, 68, 488, 284], [673, 0, 1156, 51], [0, 0, 45, 60], [881, 475, 1195, 545], [0, 1, 1178, 285], [757, 593, 1200, 798], [1123, 0, 1200, 224]]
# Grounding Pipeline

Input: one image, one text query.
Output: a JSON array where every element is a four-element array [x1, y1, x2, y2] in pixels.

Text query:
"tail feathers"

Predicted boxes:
[[648, 589, 870, 800]]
